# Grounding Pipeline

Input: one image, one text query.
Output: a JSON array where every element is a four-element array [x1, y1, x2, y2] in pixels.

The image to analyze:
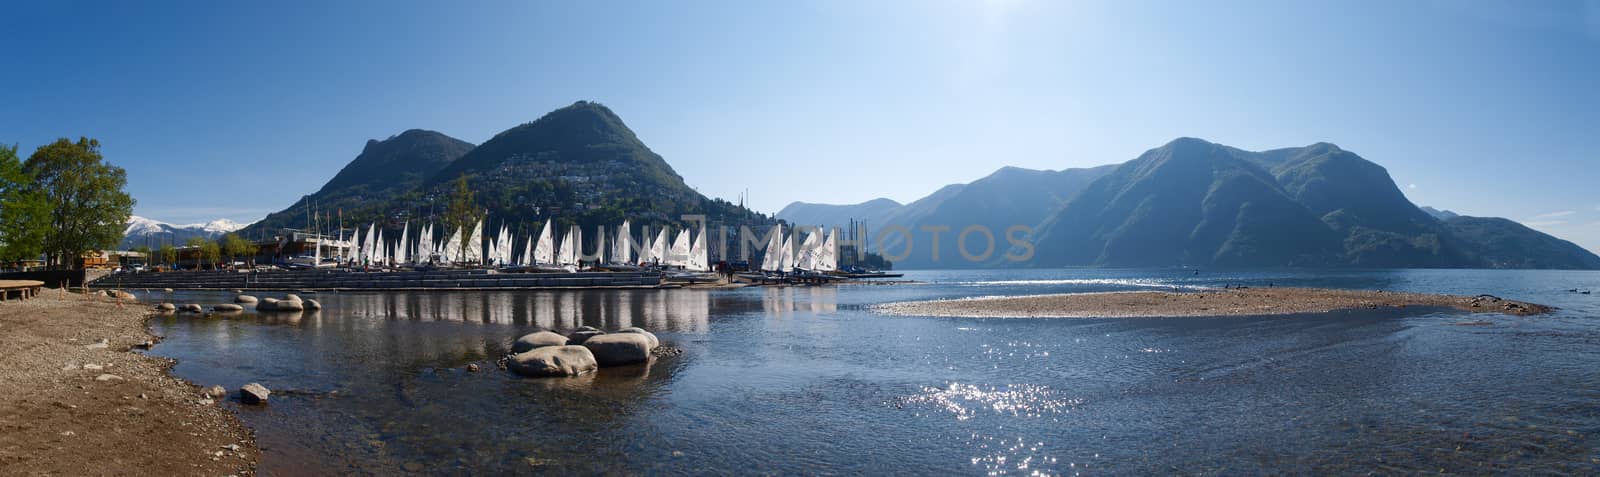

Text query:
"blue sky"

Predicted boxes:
[[3, 0, 1598, 251]]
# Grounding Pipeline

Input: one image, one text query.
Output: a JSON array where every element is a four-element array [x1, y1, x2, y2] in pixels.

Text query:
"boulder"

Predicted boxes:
[[155, 303, 176, 311], [180, 304, 204, 313], [616, 327, 659, 349], [234, 295, 258, 304], [508, 345, 598, 377], [213, 303, 244, 312], [258, 297, 301, 312], [511, 331, 569, 353], [203, 385, 227, 398], [583, 333, 653, 367], [283, 294, 302, 303], [240, 383, 270, 404], [303, 299, 322, 310], [567, 326, 605, 345]]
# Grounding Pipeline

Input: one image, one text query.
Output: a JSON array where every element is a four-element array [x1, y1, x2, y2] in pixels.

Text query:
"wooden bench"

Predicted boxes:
[[0, 280, 45, 301]]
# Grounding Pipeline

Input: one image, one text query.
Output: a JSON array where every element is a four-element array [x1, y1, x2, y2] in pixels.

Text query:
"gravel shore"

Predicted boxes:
[[874, 287, 1552, 318], [0, 289, 257, 476]]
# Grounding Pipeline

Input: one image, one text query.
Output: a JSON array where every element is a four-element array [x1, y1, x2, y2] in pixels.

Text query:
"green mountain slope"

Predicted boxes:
[[239, 129, 474, 239]]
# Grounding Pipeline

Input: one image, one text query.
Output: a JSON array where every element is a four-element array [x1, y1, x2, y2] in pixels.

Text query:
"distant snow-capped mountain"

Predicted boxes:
[[120, 216, 249, 249]]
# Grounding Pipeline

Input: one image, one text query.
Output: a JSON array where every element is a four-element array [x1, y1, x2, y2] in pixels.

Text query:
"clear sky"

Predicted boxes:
[[3, 0, 1598, 251]]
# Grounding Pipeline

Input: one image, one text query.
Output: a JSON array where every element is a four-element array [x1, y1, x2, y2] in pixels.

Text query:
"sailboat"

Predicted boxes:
[[599, 220, 644, 271], [525, 219, 570, 273], [464, 219, 483, 265], [667, 229, 690, 268], [666, 223, 719, 283], [651, 228, 669, 267]]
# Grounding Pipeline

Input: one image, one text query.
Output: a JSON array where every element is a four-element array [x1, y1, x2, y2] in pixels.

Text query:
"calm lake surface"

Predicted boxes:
[[139, 269, 1600, 475]]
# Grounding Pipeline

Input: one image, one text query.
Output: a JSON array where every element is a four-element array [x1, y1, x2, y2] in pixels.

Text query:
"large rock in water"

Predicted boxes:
[[303, 299, 322, 310], [258, 297, 280, 311], [583, 333, 652, 367], [508, 345, 598, 377], [566, 326, 604, 345], [616, 327, 659, 349], [240, 383, 270, 404], [212, 303, 244, 312], [512, 331, 569, 354], [235, 294, 258, 304]]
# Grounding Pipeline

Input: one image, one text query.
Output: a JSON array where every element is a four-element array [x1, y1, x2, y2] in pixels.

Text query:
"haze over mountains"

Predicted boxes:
[[781, 138, 1600, 270], [120, 101, 1597, 271]]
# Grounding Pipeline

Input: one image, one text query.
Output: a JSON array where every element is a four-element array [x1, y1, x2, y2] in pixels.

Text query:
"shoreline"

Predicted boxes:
[[873, 287, 1553, 318], [0, 289, 258, 475]]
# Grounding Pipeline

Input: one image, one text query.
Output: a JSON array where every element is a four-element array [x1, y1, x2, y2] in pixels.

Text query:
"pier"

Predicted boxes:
[[0, 280, 44, 301], [88, 269, 661, 291]]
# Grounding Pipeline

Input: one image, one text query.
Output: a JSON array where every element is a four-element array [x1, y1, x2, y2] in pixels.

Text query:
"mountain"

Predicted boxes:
[[419, 101, 766, 236], [120, 216, 246, 249], [776, 198, 902, 230], [1444, 216, 1600, 269], [778, 165, 1115, 268], [240, 101, 770, 252], [1026, 138, 1599, 269], [239, 129, 475, 238], [1420, 206, 1460, 220]]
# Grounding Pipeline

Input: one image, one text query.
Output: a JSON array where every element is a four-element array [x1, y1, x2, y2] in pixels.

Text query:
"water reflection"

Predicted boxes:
[[326, 289, 712, 332], [762, 286, 838, 316]]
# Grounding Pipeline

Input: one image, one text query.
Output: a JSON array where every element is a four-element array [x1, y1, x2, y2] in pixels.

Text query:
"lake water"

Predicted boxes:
[[139, 269, 1600, 475]]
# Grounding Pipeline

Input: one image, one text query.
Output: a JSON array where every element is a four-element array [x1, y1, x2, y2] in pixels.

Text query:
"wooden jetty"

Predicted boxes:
[[0, 280, 44, 301]]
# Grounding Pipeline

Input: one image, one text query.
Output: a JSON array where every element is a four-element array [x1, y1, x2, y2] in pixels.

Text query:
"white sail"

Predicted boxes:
[[666, 229, 688, 267], [500, 226, 513, 265], [535, 219, 554, 265], [521, 233, 533, 266], [396, 222, 409, 265], [557, 226, 576, 266], [761, 224, 783, 271], [797, 229, 820, 270], [638, 227, 654, 264], [465, 219, 483, 264], [614, 221, 632, 264], [419, 224, 432, 264], [820, 228, 838, 271], [365, 223, 374, 264], [778, 232, 795, 271], [376, 229, 386, 266], [446, 226, 463, 263], [652, 228, 669, 265], [688, 225, 708, 271]]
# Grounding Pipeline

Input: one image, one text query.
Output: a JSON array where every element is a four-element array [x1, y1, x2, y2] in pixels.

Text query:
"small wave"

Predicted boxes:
[[893, 382, 1082, 421], [950, 278, 1202, 290]]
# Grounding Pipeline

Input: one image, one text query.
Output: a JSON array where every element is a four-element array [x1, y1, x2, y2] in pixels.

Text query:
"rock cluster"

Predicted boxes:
[[239, 383, 270, 405], [504, 327, 661, 378]]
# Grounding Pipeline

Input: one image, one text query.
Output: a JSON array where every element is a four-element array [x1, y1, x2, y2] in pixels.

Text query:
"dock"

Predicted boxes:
[[0, 280, 45, 301], [87, 269, 661, 291]]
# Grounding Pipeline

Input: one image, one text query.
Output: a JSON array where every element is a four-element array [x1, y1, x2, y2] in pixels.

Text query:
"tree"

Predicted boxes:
[[0, 144, 49, 265], [186, 236, 220, 269], [442, 174, 482, 261], [24, 138, 135, 269], [158, 243, 176, 268], [221, 233, 254, 266]]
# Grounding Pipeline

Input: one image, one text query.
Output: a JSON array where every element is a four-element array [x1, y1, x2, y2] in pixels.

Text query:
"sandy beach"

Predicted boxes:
[[0, 289, 257, 476], [874, 286, 1552, 318]]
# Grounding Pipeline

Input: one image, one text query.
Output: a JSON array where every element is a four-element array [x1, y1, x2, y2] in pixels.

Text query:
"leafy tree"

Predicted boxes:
[[442, 174, 482, 261], [0, 144, 49, 264], [221, 233, 255, 266], [187, 236, 220, 269], [158, 243, 176, 268], [24, 138, 135, 269]]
